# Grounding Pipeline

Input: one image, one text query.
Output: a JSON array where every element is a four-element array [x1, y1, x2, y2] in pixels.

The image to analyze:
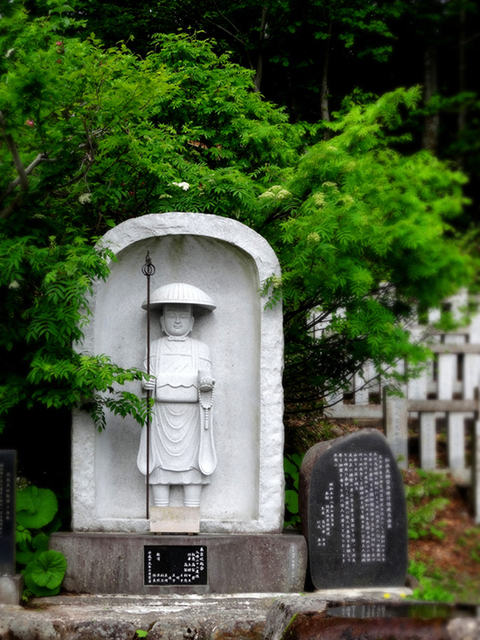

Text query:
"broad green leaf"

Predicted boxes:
[[285, 489, 299, 514], [24, 550, 67, 590], [17, 487, 58, 529]]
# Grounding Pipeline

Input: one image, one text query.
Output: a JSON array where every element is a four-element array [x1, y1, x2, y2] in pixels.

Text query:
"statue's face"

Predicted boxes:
[[161, 303, 194, 337]]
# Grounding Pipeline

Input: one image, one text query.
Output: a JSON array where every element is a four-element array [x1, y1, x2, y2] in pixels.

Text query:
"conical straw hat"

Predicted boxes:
[[142, 282, 216, 311]]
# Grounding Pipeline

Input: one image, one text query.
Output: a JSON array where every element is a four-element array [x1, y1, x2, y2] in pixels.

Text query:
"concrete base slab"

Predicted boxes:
[[0, 575, 23, 605], [50, 531, 307, 594], [6, 591, 477, 640], [0, 593, 280, 640]]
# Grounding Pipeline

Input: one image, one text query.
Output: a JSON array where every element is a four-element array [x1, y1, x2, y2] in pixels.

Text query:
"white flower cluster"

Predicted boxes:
[[9, 281, 20, 290], [259, 185, 292, 201], [5, 48, 14, 58], [78, 193, 92, 204], [312, 192, 326, 207], [307, 232, 320, 244], [271, 275, 282, 290], [341, 195, 354, 207], [172, 181, 190, 191]]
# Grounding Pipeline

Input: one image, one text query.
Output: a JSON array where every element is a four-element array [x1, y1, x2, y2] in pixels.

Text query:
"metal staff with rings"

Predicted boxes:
[[141, 251, 156, 519]]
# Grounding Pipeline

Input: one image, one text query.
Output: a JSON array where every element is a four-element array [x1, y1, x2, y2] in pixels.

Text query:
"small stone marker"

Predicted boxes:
[[0, 450, 23, 605], [0, 450, 16, 576], [144, 545, 207, 585], [299, 429, 408, 590], [382, 387, 408, 469]]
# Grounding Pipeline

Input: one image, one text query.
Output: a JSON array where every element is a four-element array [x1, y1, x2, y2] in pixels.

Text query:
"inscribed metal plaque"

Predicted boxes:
[[0, 451, 16, 576], [144, 545, 207, 586]]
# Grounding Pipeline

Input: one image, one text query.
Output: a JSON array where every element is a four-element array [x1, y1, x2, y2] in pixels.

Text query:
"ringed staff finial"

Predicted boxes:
[[142, 250, 156, 520]]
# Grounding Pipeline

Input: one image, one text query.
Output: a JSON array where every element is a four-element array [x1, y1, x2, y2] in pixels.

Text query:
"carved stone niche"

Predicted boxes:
[[71, 212, 284, 534]]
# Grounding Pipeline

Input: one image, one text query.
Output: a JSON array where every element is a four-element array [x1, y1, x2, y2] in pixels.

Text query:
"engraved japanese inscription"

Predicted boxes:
[[316, 451, 393, 563], [144, 545, 207, 585], [0, 450, 16, 576]]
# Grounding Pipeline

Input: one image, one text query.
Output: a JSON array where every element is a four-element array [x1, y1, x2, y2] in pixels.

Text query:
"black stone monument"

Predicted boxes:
[[299, 429, 408, 590], [0, 450, 16, 577], [0, 450, 23, 605]]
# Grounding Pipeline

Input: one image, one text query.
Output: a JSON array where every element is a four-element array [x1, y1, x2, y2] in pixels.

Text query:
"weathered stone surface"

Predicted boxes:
[[264, 596, 327, 640], [280, 614, 449, 640], [447, 618, 480, 640], [268, 604, 480, 640], [64, 620, 138, 640], [0, 576, 23, 607], [13, 593, 475, 640], [208, 620, 265, 640], [299, 429, 408, 589], [3, 615, 60, 640], [264, 591, 415, 640], [50, 532, 307, 595], [0, 594, 277, 640], [72, 213, 284, 534]]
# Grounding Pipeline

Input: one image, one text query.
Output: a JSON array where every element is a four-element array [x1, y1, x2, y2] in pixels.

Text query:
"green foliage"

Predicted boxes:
[[268, 88, 472, 409], [16, 486, 58, 529], [284, 453, 303, 528], [1, 7, 295, 431], [136, 631, 148, 638], [408, 560, 455, 603], [23, 550, 67, 596], [16, 485, 67, 597], [0, 3, 474, 438], [405, 470, 451, 540], [457, 527, 480, 563]]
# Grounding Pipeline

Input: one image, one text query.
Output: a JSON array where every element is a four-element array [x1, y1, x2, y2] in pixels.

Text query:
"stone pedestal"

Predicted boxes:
[[50, 532, 307, 595]]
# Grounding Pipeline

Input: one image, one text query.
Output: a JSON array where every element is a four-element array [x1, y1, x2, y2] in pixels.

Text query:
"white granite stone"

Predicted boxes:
[[71, 213, 284, 533]]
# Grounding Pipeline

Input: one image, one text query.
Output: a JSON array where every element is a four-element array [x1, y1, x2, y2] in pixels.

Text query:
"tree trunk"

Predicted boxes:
[[253, 5, 268, 93], [422, 44, 439, 153], [286, 68, 300, 123], [457, 6, 467, 167], [320, 21, 332, 139]]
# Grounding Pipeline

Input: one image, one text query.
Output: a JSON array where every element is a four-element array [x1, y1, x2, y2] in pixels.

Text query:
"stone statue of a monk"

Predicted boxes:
[[137, 283, 217, 508]]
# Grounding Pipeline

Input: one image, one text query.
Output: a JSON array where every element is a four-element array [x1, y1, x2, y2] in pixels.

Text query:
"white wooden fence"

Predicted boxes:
[[324, 291, 480, 523]]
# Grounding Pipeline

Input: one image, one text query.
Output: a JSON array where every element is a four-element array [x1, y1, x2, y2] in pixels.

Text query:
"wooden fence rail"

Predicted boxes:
[[323, 291, 480, 523]]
